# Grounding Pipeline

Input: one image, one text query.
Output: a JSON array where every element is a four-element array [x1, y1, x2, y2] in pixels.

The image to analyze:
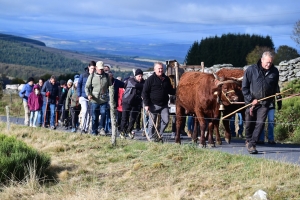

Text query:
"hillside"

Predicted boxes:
[[0, 33, 46, 46], [0, 33, 156, 80]]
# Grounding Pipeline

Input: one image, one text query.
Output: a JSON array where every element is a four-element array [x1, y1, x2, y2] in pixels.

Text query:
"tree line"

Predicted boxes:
[[184, 33, 299, 67]]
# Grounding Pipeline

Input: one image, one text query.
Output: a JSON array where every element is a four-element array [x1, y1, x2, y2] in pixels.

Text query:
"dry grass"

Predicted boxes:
[[0, 122, 300, 200]]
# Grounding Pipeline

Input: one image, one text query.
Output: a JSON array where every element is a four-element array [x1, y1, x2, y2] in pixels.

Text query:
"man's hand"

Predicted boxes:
[[144, 106, 149, 112], [251, 99, 258, 106], [88, 95, 92, 100], [46, 91, 50, 97]]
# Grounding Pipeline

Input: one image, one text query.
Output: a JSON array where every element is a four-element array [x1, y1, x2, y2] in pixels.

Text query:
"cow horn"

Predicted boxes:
[[213, 73, 219, 80], [229, 76, 243, 81], [216, 80, 237, 86]]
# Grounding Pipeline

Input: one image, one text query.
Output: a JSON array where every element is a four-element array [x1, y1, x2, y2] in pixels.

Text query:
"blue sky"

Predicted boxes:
[[0, 0, 300, 53]]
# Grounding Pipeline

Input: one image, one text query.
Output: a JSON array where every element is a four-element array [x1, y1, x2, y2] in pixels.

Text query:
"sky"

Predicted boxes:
[[0, 0, 300, 54]]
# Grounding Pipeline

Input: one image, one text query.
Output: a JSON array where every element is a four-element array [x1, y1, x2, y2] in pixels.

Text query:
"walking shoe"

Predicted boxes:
[[99, 128, 107, 136], [71, 128, 76, 133], [247, 146, 258, 154], [32, 125, 37, 128], [29, 124, 33, 127], [187, 130, 192, 137], [50, 126, 56, 130], [171, 132, 176, 139], [119, 131, 126, 139], [268, 140, 276, 145], [238, 134, 243, 138], [128, 131, 135, 139]]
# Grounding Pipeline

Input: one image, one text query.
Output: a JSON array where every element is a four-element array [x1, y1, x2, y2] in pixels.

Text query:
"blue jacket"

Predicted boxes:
[[19, 83, 33, 102], [41, 80, 59, 104], [77, 71, 89, 99]]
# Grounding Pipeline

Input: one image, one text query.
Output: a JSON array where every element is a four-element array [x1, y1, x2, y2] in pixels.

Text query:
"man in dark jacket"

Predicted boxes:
[[242, 51, 280, 154], [77, 61, 96, 133], [41, 75, 59, 129], [142, 62, 175, 141], [120, 69, 144, 139]]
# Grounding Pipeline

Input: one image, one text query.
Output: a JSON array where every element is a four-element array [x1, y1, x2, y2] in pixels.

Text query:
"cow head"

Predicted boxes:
[[213, 73, 241, 106]]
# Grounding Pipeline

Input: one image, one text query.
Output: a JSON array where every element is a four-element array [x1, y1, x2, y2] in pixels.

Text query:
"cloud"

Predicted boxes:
[[0, 0, 299, 51]]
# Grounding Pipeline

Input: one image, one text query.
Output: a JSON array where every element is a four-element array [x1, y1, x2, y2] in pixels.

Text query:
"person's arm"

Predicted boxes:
[[142, 78, 151, 108], [77, 74, 83, 97], [65, 89, 71, 110], [85, 75, 92, 100], [41, 82, 47, 96], [19, 84, 26, 98], [242, 68, 254, 105]]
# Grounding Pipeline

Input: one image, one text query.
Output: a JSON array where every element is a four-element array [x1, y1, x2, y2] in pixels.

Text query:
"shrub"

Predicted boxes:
[[0, 134, 51, 184], [274, 79, 300, 142]]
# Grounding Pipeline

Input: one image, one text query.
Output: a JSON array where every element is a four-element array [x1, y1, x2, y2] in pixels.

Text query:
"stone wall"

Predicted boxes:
[[189, 57, 300, 87]]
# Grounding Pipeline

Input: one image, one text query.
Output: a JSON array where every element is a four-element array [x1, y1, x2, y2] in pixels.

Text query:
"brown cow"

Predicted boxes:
[[216, 68, 245, 144], [175, 72, 240, 147]]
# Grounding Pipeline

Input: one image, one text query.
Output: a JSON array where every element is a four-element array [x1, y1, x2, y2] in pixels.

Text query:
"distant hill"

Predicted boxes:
[[0, 33, 46, 46]]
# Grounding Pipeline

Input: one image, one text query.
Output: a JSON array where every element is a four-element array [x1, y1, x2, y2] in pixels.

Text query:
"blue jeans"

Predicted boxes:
[[49, 104, 56, 127], [30, 110, 40, 126], [42, 102, 48, 125], [187, 116, 194, 132], [91, 102, 107, 134], [230, 113, 243, 136], [104, 105, 111, 132], [259, 108, 275, 141]]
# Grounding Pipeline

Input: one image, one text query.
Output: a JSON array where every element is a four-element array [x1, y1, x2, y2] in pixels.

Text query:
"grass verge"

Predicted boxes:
[[0, 122, 299, 199]]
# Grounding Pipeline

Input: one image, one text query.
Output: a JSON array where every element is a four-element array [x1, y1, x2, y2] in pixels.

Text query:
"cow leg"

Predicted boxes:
[[192, 116, 198, 144], [175, 105, 185, 144], [222, 117, 231, 144], [206, 121, 214, 148], [195, 112, 206, 148], [213, 120, 221, 146]]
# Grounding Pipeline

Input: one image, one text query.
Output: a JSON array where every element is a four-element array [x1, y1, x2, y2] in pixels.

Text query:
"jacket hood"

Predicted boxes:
[[33, 84, 40, 90]]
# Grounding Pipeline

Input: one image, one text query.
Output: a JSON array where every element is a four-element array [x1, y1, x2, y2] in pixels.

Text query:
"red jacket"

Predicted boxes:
[[117, 88, 124, 112], [28, 92, 43, 111]]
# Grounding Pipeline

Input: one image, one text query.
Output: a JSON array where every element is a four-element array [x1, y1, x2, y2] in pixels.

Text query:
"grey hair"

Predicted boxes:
[[262, 51, 274, 59], [153, 61, 164, 68]]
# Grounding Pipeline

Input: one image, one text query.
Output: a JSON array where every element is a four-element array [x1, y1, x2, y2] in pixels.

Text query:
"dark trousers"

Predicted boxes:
[[70, 107, 80, 129], [117, 110, 122, 130], [120, 103, 140, 132], [135, 109, 142, 129], [245, 105, 268, 148]]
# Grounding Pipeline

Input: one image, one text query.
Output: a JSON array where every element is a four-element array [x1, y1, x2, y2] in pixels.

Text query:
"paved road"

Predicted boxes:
[[1, 116, 300, 165]]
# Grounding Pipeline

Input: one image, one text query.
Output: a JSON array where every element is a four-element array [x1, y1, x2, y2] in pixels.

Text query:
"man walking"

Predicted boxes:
[[41, 75, 59, 129], [142, 62, 175, 141], [85, 61, 112, 135], [242, 51, 279, 154]]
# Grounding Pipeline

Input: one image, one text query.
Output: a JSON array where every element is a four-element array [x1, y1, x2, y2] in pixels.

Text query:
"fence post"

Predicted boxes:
[[6, 106, 10, 131], [109, 86, 117, 146]]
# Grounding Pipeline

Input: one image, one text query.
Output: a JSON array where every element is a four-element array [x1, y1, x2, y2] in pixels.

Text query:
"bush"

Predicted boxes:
[[0, 134, 51, 184], [274, 79, 300, 142]]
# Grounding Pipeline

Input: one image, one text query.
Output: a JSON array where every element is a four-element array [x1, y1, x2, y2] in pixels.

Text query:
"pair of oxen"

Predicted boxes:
[[175, 68, 244, 147]]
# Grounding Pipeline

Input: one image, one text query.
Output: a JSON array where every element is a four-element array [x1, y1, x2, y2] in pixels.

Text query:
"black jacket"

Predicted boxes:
[[242, 59, 279, 106], [142, 72, 175, 106], [41, 80, 59, 104]]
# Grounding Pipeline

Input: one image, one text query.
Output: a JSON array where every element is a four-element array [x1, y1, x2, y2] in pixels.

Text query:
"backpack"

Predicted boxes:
[[122, 87, 136, 105]]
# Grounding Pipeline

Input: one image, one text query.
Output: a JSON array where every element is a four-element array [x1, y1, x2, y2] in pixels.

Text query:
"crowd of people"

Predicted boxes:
[[18, 51, 282, 151], [18, 60, 147, 138]]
